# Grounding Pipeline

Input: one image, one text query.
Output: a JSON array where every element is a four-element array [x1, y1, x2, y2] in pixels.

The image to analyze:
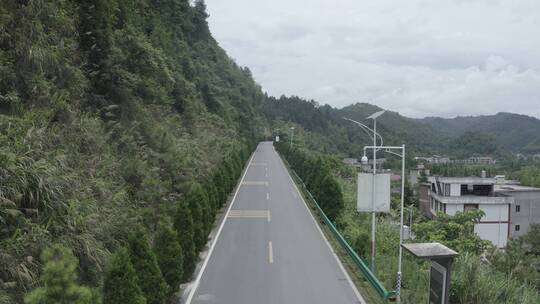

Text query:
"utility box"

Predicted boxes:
[[402, 243, 458, 304], [357, 173, 391, 212]]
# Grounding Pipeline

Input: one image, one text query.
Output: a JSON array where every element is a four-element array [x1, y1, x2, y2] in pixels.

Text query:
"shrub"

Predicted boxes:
[[154, 222, 183, 293], [173, 202, 197, 281], [127, 228, 167, 304], [24, 245, 94, 304], [103, 247, 146, 304]]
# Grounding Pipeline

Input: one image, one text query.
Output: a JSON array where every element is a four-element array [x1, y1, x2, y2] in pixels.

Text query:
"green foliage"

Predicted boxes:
[[127, 228, 167, 304], [1, 0, 262, 302], [173, 202, 197, 282], [518, 166, 540, 188], [154, 222, 183, 293], [276, 143, 344, 220], [523, 224, 540, 256], [184, 182, 210, 250], [24, 245, 94, 304], [414, 210, 492, 254], [451, 252, 539, 304], [103, 247, 146, 304]]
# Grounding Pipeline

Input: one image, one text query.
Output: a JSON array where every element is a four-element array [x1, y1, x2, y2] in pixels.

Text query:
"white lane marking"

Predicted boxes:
[[267, 210, 271, 222], [274, 150, 367, 304], [185, 152, 256, 304], [268, 241, 274, 264], [266, 192, 270, 200]]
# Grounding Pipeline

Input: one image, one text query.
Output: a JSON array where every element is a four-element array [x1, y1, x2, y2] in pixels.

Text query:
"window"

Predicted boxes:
[[516, 205, 521, 212], [464, 204, 479, 212], [444, 184, 450, 196], [515, 225, 520, 231]]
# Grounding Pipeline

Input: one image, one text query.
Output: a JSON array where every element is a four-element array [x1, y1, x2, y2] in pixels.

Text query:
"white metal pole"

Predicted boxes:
[[371, 118, 377, 273], [396, 144, 406, 302]]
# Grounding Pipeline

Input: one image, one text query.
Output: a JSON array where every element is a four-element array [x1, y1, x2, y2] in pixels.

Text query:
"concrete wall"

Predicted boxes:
[[480, 204, 509, 222], [445, 204, 462, 215], [450, 184, 461, 197], [505, 191, 540, 238], [475, 223, 508, 248]]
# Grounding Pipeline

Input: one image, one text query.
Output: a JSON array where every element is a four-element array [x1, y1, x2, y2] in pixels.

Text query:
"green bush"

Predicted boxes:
[[154, 222, 183, 294], [185, 182, 210, 250], [174, 202, 197, 281], [24, 245, 95, 304], [103, 248, 146, 304], [127, 228, 168, 304]]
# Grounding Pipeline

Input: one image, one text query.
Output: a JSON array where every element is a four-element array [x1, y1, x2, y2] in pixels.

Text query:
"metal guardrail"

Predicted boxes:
[[284, 159, 396, 302]]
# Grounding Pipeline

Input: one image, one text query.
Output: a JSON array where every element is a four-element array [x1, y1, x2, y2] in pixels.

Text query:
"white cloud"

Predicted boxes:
[[206, 0, 540, 118]]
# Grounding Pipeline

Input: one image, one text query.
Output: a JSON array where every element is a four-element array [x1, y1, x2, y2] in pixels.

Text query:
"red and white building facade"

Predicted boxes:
[[427, 176, 514, 248]]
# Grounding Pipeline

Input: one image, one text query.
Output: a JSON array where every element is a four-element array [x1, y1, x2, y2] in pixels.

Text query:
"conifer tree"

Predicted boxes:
[[213, 169, 227, 206], [205, 179, 219, 214], [103, 247, 146, 304], [154, 221, 183, 293], [24, 245, 94, 304], [127, 227, 168, 304], [174, 202, 197, 281], [185, 182, 210, 249]]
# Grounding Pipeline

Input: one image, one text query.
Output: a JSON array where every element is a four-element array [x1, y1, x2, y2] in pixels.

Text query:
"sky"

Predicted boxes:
[[205, 0, 540, 118]]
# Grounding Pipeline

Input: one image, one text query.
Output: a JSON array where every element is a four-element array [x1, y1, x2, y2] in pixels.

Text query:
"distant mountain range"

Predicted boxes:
[[263, 98, 540, 157]]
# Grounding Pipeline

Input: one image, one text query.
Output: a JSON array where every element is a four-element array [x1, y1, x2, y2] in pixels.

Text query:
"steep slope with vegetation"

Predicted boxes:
[[0, 1, 261, 302]]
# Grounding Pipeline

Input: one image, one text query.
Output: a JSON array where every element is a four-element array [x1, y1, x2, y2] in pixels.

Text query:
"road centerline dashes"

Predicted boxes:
[[268, 241, 274, 264]]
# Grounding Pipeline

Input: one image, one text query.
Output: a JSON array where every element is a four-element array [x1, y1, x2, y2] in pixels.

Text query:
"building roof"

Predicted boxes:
[[402, 243, 458, 259], [429, 176, 495, 185], [495, 184, 540, 192]]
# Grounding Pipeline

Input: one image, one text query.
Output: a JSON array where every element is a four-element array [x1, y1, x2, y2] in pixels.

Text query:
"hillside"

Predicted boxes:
[[263, 96, 540, 158], [0, 1, 263, 302], [420, 113, 540, 153]]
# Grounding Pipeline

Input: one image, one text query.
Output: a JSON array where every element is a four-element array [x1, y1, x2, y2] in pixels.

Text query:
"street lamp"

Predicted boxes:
[[289, 127, 295, 149], [363, 145, 406, 302], [346, 112, 407, 302], [344, 112, 385, 273]]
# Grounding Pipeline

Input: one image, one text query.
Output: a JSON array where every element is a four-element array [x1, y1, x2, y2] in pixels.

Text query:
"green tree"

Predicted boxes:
[[185, 182, 210, 249], [174, 202, 197, 281], [103, 247, 146, 304], [523, 223, 540, 255], [24, 245, 94, 304], [154, 221, 183, 293], [127, 228, 168, 304], [415, 210, 491, 254]]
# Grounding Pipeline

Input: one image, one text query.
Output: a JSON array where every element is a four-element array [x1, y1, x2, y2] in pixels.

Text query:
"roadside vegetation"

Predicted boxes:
[[276, 137, 540, 303], [0, 1, 259, 303]]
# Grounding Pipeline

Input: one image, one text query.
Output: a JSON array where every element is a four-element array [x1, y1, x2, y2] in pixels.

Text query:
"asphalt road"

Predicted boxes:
[[187, 142, 365, 304]]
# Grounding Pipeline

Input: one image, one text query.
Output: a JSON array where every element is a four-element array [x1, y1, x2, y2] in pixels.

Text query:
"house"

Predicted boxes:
[[418, 182, 433, 219], [409, 168, 430, 186], [495, 184, 540, 238], [426, 176, 514, 248], [415, 155, 450, 164]]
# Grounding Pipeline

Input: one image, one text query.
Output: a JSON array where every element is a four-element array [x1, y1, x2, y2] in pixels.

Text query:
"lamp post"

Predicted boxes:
[[345, 111, 385, 273], [362, 144, 406, 302], [289, 127, 295, 149]]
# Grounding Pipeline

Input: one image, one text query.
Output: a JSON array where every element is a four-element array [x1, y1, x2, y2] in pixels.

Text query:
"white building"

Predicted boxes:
[[427, 176, 514, 248]]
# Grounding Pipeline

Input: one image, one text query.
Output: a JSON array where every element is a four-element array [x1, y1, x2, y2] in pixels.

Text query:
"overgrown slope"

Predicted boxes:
[[0, 0, 263, 302]]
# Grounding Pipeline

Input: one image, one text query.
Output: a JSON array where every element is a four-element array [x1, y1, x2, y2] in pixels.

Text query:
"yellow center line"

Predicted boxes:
[[268, 241, 274, 264]]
